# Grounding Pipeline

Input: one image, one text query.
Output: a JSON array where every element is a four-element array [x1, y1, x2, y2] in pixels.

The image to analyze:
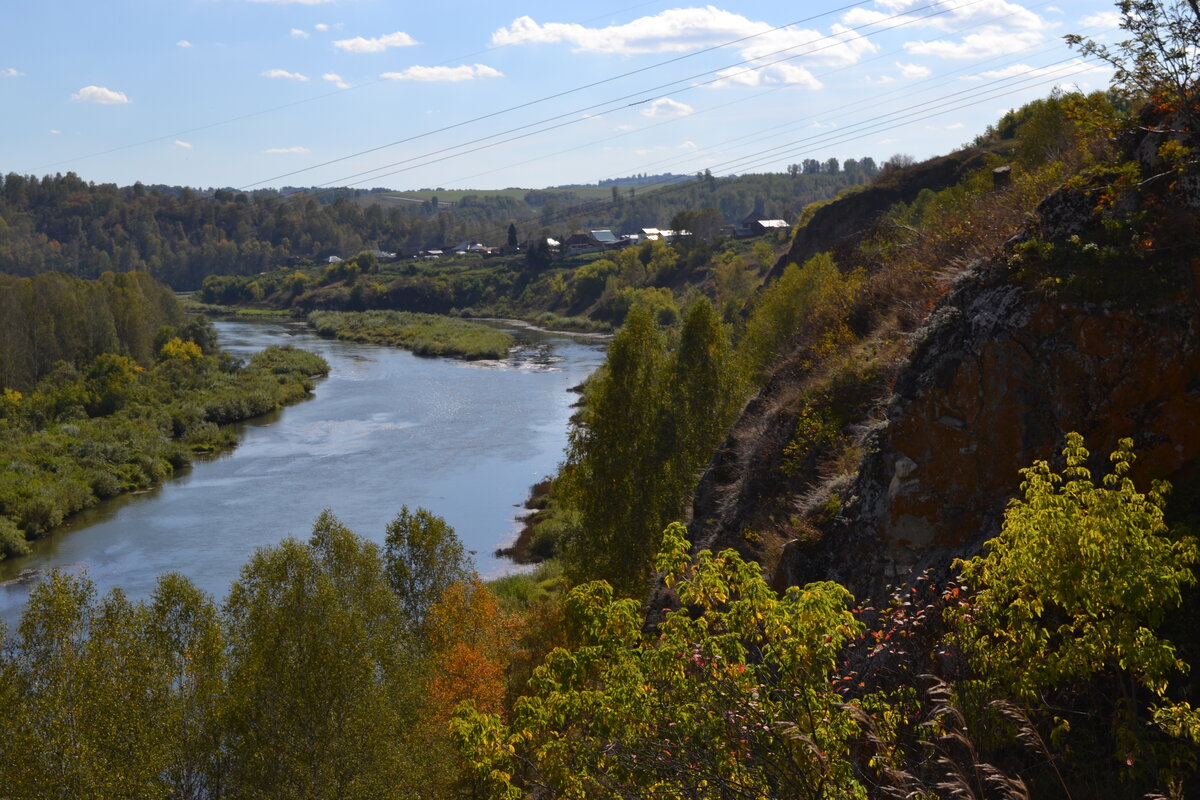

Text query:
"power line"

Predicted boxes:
[[297, 0, 974, 192], [29, 0, 685, 173], [238, 0, 878, 189]]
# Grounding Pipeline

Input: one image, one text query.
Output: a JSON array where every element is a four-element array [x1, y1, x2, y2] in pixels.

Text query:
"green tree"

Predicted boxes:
[[560, 305, 668, 595], [145, 574, 228, 800], [453, 523, 865, 800], [955, 433, 1199, 736], [223, 511, 419, 799], [383, 505, 472, 633], [1066, 0, 1200, 116], [662, 298, 742, 512], [739, 253, 862, 377], [1, 573, 173, 799]]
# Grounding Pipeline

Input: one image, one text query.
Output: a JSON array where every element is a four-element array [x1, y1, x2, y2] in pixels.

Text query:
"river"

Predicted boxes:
[[0, 319, 606, 625]]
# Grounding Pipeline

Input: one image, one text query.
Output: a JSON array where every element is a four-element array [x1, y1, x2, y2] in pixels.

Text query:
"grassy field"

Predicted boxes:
[[308, 310, 515, 360]]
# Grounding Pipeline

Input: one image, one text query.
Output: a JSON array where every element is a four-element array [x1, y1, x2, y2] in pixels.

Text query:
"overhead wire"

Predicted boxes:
[[437, 2, 1083, 189], [293, 0, 978, 191], [238, 0, 879, 189], [29, 0, 685, 173]]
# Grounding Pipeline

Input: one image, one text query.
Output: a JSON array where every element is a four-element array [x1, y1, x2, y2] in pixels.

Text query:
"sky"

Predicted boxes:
[[0, 0, 1124, 191]]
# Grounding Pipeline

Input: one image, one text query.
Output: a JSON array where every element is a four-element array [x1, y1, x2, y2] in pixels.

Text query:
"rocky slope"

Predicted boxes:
[[694, 118, 1200, 603]]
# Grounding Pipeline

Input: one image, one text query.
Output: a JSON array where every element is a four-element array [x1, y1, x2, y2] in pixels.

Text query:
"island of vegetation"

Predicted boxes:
[[307, 309, 515, 360], [0, 271, 328, 560]]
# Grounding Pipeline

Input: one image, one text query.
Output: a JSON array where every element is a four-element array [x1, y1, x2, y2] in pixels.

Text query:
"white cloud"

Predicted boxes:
[[897, 61, 931, 79], [49, 129, 61, 135], [1, 67, 22, 77], [679, 140, 698, 150], [265, 146, 310, 153], [176, 40, 192, 48], [290, 28, 310, 39], [614, 123, 635, 131], [496, 8, 873, 62], [946, 122, 965, 129], [314, 23, 330, 32], [1046, 6, 1063, 13], [883, 0, 1052, 60], [493, 8, 869, 91], [333, 31, 417, 53], [71, 85, 131, 104], [640, 97, 693, 118], [381, 64, 502, 82], [1079, 10, 1122, 28], [905, 28, 1043, 59], [711, 61, 821, 89], [322, 72, 351, 89], [174, 140, 193, 149], [261, 68, 309, 81]]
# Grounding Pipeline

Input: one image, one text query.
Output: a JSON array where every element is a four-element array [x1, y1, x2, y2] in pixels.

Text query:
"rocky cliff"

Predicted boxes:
[[693, 118, 1200, 604]]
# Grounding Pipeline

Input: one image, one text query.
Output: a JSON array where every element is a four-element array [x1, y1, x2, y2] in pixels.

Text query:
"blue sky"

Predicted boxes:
[[0, 0, 1122, 190]]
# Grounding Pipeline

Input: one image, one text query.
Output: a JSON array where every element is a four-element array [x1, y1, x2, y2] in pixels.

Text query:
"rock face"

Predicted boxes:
[[777, 258, 1200, 598], [775, 136, 1200, 598]]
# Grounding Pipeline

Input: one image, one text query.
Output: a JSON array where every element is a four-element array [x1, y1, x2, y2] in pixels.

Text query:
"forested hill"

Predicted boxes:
[[0, 165, 870, 290]]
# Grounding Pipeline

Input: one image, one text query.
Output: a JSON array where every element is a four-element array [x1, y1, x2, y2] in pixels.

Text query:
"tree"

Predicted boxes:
[[524, 236, 553, 271], [383, 505, 472, 633], [506, 223, 518, 247], [560, 305, 668, 595], [663, 298, 742, 511], [453, 524, 865, 800], [145, 574, 227, 800], [223, 512, 419, 799], [2, 573, 174, 799], [954, 434, 1198, 733], [1066, 0, 1200, 116]]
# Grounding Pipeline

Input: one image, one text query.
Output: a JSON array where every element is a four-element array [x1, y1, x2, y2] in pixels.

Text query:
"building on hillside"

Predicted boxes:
[[362, 249, 398, 261], [564, 230, 628, 254], [738, 214, 790, 237]]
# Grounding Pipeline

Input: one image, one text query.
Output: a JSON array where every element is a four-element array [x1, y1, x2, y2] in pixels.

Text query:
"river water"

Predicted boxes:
[[0, 319, 605, 625]]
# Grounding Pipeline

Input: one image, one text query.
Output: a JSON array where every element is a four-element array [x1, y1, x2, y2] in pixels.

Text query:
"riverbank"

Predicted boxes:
[[0, 345, 329, 561], [1, 319, 606, 621], [469, 317, 613, 341]]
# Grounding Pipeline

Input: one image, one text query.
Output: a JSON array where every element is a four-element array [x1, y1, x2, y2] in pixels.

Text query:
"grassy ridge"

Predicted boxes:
[[308, 310, 515, 360]]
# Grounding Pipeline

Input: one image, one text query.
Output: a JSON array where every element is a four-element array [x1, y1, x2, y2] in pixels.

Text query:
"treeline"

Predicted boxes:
[[2, 437, 1196, 798], [0, 271, 182, 391], [0, 166, 867, 291], [0, 508, 516, 799], [0, 175, 411, 289]]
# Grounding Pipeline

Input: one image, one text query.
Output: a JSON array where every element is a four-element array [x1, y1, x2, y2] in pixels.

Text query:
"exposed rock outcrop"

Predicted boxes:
[[775, 122, 1200, 600], [685, 116, 1200, 607]]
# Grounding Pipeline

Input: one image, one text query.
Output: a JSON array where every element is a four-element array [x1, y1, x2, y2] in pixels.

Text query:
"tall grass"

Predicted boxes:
[[308, 310, 514, 359]]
